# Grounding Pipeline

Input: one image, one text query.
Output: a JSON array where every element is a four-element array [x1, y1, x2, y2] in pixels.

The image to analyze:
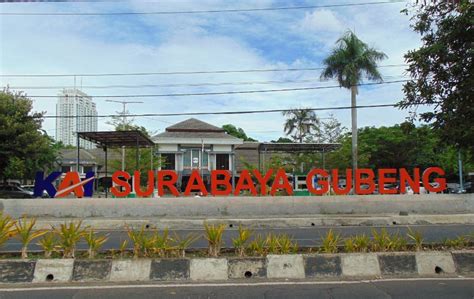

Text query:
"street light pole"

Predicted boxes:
[[105, 100, 143, 171]]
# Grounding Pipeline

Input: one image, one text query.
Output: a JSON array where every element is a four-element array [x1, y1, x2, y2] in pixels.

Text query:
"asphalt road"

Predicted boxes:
[[0, 279, 473, 299], [2, 224, 473, 252]]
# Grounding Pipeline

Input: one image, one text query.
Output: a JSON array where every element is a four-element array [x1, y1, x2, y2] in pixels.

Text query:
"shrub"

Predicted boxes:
[[126, 225, 154, 258], [84, 228, 108, 259], [37, 232, 57, 258], [407, 227, 424, 251], [56, 221, 85, 258], [152, 228, 171, 258], [119, 240, 128, 258], [0, 212, 16, 248], [248, 234, 266, 256], [232, 225, 252, 257], [278, 234, 298, 254], [14, 216, 47, 259], [171, 233, 199, 258], [371, 228, 391, 252], [203, 222, 226, 257], [444, 235, 469, 249], [320, 229, 340, 253]]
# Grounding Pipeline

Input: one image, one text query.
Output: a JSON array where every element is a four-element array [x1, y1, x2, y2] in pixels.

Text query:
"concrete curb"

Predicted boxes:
[[0, 250, 471, 283], [31, 213, 474, 230], [2, 194, 473, 219]]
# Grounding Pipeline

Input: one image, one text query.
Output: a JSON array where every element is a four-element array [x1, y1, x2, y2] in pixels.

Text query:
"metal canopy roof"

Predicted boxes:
[[78, 131, 154, 147], [258, 142, 341, 153]]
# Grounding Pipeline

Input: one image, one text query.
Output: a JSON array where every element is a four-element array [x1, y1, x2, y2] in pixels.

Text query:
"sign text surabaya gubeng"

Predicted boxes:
[[34, 167, 446, 198]]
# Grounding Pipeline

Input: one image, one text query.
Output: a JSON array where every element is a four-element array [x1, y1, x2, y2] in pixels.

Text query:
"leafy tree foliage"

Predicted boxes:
[[282, 109, 320, 143], [222, 124, 257, 141], [107, 112, 159, 181], [326, 122, 473, 179], [271, 137, 293, 143], [400, 1, 473, 150], [0, 90, 58, 180]]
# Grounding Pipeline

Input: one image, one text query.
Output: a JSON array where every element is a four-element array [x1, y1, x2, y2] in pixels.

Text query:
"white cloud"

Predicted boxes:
[[0, 1, 427, 142], [299, 9, 345, 33]]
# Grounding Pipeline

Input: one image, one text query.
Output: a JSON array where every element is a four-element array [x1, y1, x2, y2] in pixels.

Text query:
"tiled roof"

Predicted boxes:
[[153, 131, 241, 140], [153, 118, 241, 140], [165, 118, 225, 132]]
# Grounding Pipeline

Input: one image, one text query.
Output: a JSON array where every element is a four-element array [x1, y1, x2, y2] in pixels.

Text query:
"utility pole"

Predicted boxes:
[[105, 100, 143, 171], [75, 76, 80, 173]]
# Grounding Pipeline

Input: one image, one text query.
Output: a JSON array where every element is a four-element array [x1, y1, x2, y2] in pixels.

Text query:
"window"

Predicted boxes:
[[161, 154, 176, 170]]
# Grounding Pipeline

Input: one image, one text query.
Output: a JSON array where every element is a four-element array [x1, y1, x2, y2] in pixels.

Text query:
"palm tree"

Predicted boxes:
[[282, 109, 320, 143], [321, 30, 387, 185]]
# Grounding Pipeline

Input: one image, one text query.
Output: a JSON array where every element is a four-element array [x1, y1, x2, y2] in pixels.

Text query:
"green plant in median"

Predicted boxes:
[[232, 225, 252, 257], [248, 234, 266, 256], [371, 228, 391, 252], [84, 228, 108, 259], [203, 222, 226, 257], [126, 225, 154, 258], [119, 240, 128, 258], [14, 216, 47, 259], [265, 233, 281, 254], [0, 212, 16, 248], [37, 232, 57, 258], [152, 228, 171, 258], [56, 221, 85, 258], [407, 227, 424, 251], [444, 235, 469, 249], [321, 229, 340, 253], [278, 234, 298, 254], [389, 232, 408, 252], [172, 233, 199, 258]]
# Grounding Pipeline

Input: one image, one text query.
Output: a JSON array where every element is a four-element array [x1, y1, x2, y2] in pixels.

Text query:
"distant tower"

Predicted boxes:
[[56, 89, 98, 149]]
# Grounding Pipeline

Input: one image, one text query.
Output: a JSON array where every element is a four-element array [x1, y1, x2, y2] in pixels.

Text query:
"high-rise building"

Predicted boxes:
[[56, 89, 98, 149]]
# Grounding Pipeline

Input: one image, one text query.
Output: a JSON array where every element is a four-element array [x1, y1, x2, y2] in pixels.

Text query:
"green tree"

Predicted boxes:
[[399, 1, 473, 150], [321, 30, 387, 176], [325, 123, 473, 180], [282, 109, 320, 143], [222, 124, 257, 141], [0, 90, 58, 181], [320, 114, 346, 143], [271, 137, 293, 143]]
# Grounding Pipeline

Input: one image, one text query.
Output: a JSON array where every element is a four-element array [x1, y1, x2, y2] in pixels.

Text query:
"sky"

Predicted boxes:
[[0, 0, 426, 142]]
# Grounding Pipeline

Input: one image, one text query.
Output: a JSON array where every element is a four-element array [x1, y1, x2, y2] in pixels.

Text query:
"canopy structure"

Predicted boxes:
[[258, 142, 341, 172], [258, 143, 341, 153], [76, 130, 155, 198], [77, 130, 154, 148]]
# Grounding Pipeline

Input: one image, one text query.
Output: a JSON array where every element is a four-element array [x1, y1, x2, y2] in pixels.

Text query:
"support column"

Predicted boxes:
[[76, 134, 80, 173], [104, 145, 108, 198]]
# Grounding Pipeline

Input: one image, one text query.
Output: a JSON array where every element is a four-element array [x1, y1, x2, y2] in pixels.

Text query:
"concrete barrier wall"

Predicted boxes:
[[0, 250, 472, 283], [0, 194, 473, 218]]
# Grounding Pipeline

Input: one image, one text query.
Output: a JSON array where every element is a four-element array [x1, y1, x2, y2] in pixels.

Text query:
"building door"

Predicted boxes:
[[216, 154, 229, 170]]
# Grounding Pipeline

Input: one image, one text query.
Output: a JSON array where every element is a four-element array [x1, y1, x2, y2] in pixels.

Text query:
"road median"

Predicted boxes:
[[0, 250, 471, 284]]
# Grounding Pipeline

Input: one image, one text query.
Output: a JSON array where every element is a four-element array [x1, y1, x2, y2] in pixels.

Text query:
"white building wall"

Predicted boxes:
[[56, 89, 98, 149], [213, 145, 232, 152]]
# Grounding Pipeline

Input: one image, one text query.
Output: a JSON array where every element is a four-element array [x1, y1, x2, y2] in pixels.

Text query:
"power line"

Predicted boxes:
[[4, 75, 408, 90], [24, 80, 409, 98], [0, 64, 407, 78], [1, 1, 407, 16], [40, 102, 432, 119]]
